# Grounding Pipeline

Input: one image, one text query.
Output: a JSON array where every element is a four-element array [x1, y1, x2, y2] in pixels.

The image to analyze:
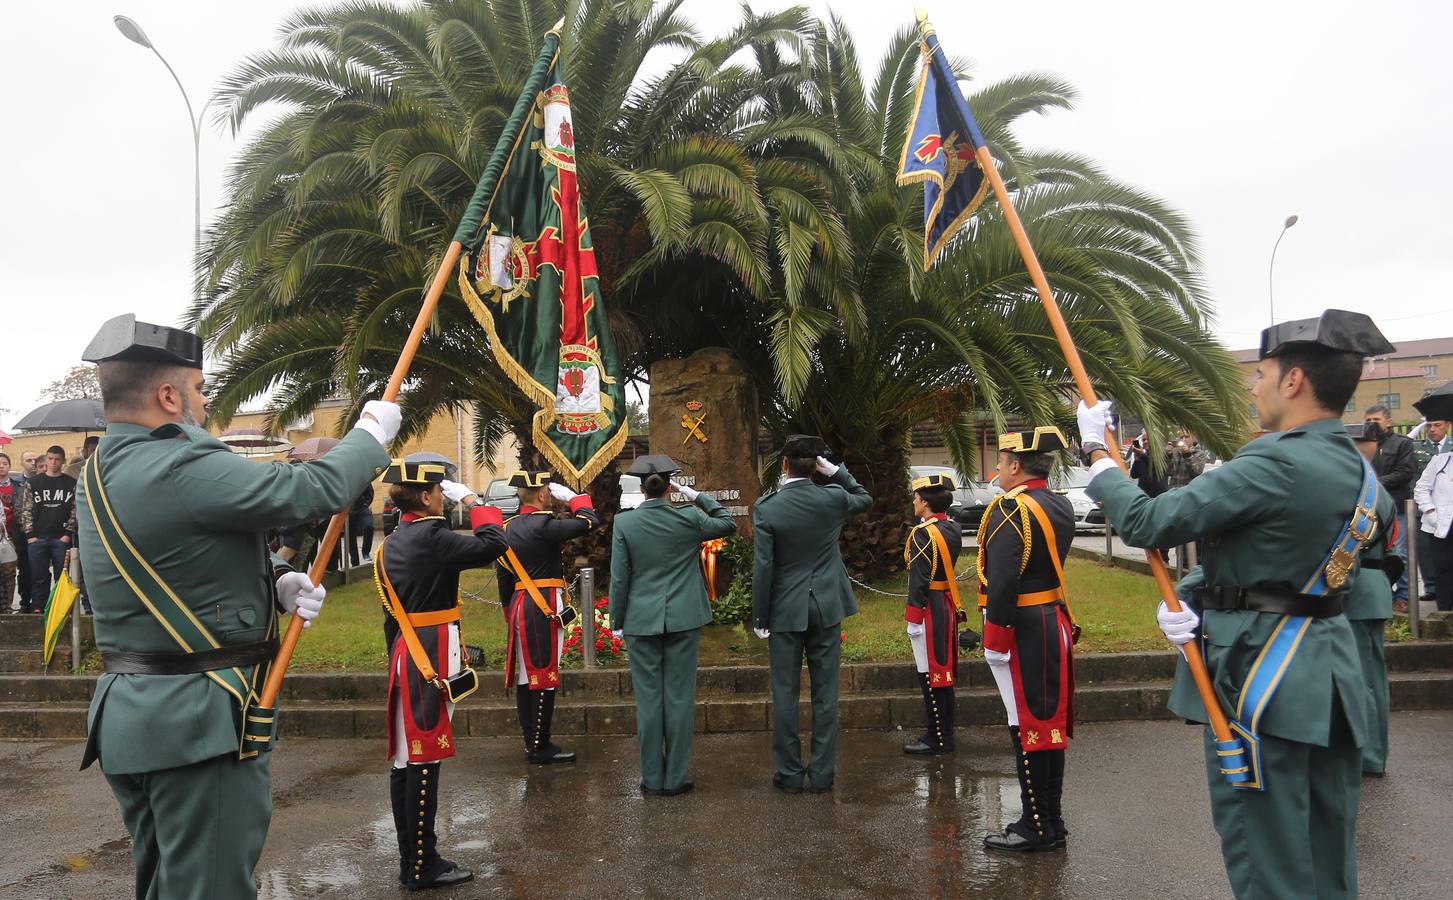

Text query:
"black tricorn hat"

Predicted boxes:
[[1258, 309, 1395, 360], [508, 469, 553, 489], [781, 434, 831, 459], [910, 472, 956, 492], [82, 314, 204, 367], [1413, 382, 1453, 422], [625, 454, 681, 477], [998, 426, 1069, 454], [382, 458, 448, 485]]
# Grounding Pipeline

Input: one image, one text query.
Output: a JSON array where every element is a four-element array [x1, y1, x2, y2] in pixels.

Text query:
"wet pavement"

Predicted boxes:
[[4, 712, 1450, 899]]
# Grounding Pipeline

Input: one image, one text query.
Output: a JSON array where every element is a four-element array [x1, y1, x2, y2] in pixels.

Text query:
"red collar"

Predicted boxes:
[[519, 505, 539, 514], [924, 513, 948, 521], [1021, 479, 1049, 491], [400, 512, 446, 523]]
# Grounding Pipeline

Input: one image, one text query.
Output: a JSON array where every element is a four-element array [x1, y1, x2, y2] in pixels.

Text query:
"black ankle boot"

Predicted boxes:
[[984, 726, 1058, 853], [933, 685, 956, 752], [390, 767, 408, 885], [1045, 748, 1068, 845], [904, 671, 938, 755]]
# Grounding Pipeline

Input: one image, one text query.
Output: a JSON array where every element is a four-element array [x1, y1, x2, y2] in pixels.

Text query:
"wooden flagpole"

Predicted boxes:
[[259, 240, 464, 708], [912, 10, 1234, 745]]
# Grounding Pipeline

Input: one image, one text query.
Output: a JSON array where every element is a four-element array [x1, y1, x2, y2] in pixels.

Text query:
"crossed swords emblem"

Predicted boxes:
[[680, 411, 708, 445]]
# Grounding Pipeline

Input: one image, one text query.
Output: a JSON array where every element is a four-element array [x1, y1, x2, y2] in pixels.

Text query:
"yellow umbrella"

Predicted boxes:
[[42, 571, 80, 667]]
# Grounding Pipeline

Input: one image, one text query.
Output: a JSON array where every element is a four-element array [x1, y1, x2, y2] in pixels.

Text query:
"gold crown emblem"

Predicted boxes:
[[685, 400, 704, 412]]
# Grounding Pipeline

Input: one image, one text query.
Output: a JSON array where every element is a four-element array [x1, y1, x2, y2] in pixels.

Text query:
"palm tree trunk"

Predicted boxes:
[[836, 439, 913, 582]]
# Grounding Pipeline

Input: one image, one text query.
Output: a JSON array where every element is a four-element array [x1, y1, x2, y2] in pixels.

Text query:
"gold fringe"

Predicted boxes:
[[457, 258, 628, 491]]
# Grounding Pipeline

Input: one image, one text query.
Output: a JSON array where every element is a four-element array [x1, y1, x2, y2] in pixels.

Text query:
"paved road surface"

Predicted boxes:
[[4, 713, 1449, 898]]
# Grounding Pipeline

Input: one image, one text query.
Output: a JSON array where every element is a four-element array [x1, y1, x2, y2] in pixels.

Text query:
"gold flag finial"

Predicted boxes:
[[913, 6, 934, 38], [549, 16, 566, 34]]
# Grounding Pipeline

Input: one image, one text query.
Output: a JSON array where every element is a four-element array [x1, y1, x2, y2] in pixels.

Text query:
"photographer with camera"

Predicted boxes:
[[1365, 405, 1418, 608]]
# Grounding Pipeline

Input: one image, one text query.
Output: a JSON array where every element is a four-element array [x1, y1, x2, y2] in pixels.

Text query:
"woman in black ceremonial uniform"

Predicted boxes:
[[375, 459, 507, 890], [498, 469, 599, 764], [901, 472, 963, 755]]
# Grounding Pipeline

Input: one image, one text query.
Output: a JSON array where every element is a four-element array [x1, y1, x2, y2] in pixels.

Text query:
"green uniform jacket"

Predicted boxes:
[[1087, 417, 1373, 748], [751, 469, 872, 632], [609, 493, 737, 636], [79, 424, 389, 775]]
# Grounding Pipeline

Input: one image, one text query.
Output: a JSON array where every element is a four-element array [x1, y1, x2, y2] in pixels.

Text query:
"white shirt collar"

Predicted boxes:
[[781, 476, 808, 485]]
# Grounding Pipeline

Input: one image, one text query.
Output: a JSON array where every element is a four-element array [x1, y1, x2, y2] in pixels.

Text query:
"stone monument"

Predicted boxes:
[[648, 348, 759, 536]]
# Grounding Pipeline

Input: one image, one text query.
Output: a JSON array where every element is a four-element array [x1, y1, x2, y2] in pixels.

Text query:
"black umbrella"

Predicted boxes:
[[1413, 382, 1453, 422], [14, 399, 106, 432], [405, 451, 458, 480]]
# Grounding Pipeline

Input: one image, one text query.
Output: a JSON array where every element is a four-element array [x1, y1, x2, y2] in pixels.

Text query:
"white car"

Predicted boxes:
[[619, 474, 646, 510], [988, 466, 1103, 533]]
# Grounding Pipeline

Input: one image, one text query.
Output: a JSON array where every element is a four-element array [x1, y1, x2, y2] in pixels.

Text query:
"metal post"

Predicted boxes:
[[341, 518, 351, 583], [1406, 499, 1420, 640], [580, 567, 596, 668], [1104, 522, 1113, 564], [70, 599, 82, 670], [1185, 541, 1198, 569]]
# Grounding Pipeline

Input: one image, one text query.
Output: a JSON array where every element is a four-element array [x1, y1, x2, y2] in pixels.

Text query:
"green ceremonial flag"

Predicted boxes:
[[454, 26, 627, 489]]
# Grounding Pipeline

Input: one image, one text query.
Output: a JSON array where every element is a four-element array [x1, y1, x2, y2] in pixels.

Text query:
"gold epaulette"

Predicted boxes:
[[904, 521, 939, 572], [976, 489, 1034, 588]]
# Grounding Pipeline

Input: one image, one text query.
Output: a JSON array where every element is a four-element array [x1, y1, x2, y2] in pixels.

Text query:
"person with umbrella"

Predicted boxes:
[[608, 454, 737, 795], [1414, 382, 1453, 613], [74, 314, 399, 898]]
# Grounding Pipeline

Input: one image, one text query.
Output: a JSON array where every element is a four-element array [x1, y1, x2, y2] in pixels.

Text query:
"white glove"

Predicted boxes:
[[611, 629, 624, 640], [547, 482, 577, 503], [671, 480, 700, 501], [1157, 600, 1200, 646], [1076, 399, 1114, 448], [984, 647, 1012, 667], [815, 456, 840, 477], [905, 622, 925, 637], [354, 400, 402, 447], [753, 627, 771, 639], [276, 571, 327, 629], [439, 480, 476, 505]]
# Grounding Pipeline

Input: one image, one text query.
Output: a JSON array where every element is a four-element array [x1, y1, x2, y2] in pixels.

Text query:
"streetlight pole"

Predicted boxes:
[[1268, 214, 1299, 325], [113, 15, 207, 301]]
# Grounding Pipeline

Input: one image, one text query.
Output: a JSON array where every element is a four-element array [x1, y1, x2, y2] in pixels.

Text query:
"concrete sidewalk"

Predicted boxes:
[[5, 712, 1450, 899]]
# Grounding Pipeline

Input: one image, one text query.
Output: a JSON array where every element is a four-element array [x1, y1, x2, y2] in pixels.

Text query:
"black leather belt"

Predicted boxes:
[[1194, 585, 1343, 618], [1361, 559, 1385, 571], [102, 639, 278, 675]]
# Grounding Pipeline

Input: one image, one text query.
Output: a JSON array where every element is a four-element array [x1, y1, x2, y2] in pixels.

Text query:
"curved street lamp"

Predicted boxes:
[[1268, 214, 1299, 325], [113, 14, 208, 299]]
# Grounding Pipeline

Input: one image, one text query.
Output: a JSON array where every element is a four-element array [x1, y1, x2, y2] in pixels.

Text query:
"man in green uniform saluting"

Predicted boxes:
[[76, 314, 397, 899], [1079, 309, 1395, 899], [753, 435, 872, 794], [609, 454, 737, 796]]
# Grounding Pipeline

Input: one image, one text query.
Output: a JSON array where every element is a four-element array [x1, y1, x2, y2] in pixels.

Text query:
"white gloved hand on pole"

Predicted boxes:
[[670, 480, 700, 501], [815, 456, 840, 477], [439, 480, 477, 506], [1076, 399, 1114, 449], [1157, 600, 1200, 646], [354, 400, 402, 447], [276, 571, 327, 629], [547, 482, 578, 503]]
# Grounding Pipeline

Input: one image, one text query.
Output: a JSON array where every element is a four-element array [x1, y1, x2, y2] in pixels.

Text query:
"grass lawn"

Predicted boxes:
[[287, 557, 1170, 671]]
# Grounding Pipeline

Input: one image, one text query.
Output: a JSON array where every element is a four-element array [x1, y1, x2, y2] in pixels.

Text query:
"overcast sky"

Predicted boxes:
[[3, 0, 1449, 427]]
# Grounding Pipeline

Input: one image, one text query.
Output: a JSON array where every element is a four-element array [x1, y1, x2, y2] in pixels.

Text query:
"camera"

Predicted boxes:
[[1362, 419, 1386, 443]]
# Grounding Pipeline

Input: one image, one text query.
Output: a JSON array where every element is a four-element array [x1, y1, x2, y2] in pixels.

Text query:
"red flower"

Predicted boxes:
[[595, 639, 606, 651], [840, 630, 847, 645]]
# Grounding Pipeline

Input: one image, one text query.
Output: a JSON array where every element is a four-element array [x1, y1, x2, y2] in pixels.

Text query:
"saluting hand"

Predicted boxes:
[[814, 455, 840, 477], [670, 480, 699, 501], [439, 480, 477, 506], [276, 571, 327, 629], [547, 482, 578, 503]]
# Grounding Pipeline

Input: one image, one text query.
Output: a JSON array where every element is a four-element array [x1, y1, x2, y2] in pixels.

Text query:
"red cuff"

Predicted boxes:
[[904, 606, 925, 625], [983, 621, 1014, 654], [471, 504, 503, 529], [568, 494, 594, 513]]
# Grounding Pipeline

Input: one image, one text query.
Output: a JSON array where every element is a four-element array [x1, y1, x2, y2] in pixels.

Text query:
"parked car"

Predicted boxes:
[[908, 465, 996, 532], [381, 497, 399, 536], [619, 474, 646, 510], [483, 478, 521, 516]]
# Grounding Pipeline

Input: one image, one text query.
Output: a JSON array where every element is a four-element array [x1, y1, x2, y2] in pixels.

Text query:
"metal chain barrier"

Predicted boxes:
[[849, 562, 977, 598], [462, 570, 582, 607]]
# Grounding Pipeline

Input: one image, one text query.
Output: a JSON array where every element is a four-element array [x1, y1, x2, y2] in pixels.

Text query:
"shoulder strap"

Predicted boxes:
[[373, 540, 443, 686], [1016, 492, 1077, 627], [922, 521, 964, 613], [499, 519, 565, 619], [1302, 459, 1380, 596]]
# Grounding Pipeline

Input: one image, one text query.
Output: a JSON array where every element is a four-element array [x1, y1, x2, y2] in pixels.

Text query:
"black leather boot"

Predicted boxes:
[[933, 685, 956, 753], [390, 767, 408, 886], [984, 726, 1058, 853], [405, 763, 474, 891], [904, 672, 938, 755], [1045, 748, 1068, 846], [515, 685, 534, 757], [527, 689, 576, 764]]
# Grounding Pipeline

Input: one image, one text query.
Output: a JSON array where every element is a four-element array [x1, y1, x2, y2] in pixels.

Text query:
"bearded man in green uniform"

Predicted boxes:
[[752, 435, 872, 794], [76, 315, 397, 899], [1079, 309, 1394, 900]]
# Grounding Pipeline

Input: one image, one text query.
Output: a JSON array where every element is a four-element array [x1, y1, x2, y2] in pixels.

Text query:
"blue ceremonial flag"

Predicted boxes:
[[896, 25, 990, 270]]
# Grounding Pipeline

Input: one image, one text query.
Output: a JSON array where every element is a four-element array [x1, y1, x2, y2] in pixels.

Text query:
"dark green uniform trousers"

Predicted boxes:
[[625, 629, 702, 791], [1200, 715, 1361, 900], [106, 752, 271, 900], [768, 599, 841, 790], [1350, 618, 1390, 774]]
